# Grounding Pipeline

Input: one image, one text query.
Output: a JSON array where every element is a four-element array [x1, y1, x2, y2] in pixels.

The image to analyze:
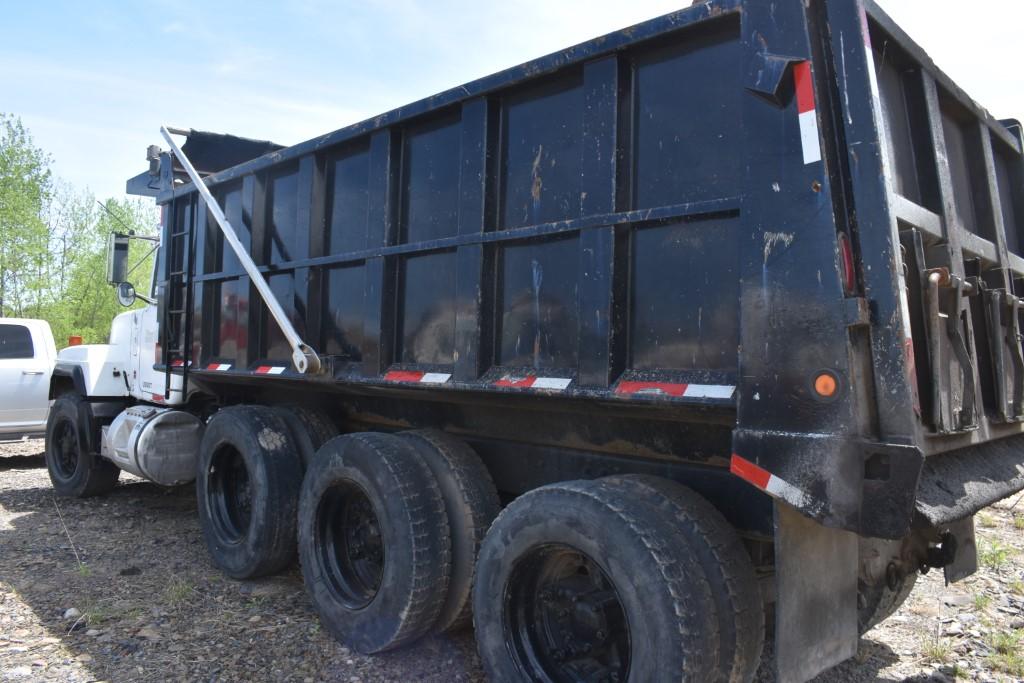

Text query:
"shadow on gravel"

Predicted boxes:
[[0, 471, 485, 682], [809, 638, 903, 682], [0, 455, 44, 471]]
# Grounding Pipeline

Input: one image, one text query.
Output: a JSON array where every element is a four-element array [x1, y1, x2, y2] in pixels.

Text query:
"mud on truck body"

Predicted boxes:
[[44, 1, 1024, 680]]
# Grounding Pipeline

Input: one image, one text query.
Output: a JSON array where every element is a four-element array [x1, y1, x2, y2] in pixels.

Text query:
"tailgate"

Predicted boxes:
[[866, 2, 1024, 449]]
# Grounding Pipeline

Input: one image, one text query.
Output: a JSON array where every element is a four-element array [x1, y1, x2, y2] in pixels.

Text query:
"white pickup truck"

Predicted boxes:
[[0, 318, 57, 441]]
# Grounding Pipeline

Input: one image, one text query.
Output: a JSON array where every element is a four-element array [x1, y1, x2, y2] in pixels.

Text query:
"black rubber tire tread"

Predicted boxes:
[[473, 477, 720, 683], [273, 405, 341, 470], [298, 432, 452, 654], [605, 474, 765, 683], [196, 405, 304, 579], [398, 429, 500, 633], [858, 571, 918, 634], [44, 394, 120, 498]]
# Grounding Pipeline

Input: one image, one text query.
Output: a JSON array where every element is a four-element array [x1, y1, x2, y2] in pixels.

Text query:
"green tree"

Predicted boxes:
[[1, 113, 157, 345], [41, 194, 157, 345], [0, 114, 52, 317]]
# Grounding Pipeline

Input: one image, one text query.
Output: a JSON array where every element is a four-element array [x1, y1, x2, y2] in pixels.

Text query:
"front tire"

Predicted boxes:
[[196, 405, 304, 579], [44, 394, 120, 497], [473, 478, 720, 683]]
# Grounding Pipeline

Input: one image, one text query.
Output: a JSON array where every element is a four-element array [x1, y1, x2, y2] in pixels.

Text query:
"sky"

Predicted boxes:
[[2, 0, 1022, 202]]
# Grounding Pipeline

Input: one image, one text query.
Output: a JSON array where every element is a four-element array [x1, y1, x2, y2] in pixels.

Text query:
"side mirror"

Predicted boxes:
[[116, 281, 137, 307], [106, 233, 130, 284]]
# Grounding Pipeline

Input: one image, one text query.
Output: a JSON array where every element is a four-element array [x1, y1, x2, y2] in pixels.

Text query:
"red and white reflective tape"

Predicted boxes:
[[150, 393, 165, 403], [730, 454, 809, 509], [794, 61, 821, 165], [614, 381, 735, 399], [170, 359, 185, 368], [206, 363, 232, 371], [494, 375, 572, 391], [254, 366, 286, 375], [383, 370, 451, 384]]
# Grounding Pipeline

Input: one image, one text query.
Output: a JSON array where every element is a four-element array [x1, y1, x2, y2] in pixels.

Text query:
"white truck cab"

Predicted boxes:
[[0, 318, 58, 440], [52, 304, 181, 404]]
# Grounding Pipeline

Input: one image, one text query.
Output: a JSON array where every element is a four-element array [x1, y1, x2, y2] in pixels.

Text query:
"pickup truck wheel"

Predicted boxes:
[[45, 394, 120, 497], [274, 405, 341, 470], [298, 432, 451, 654], [473, 478, 719, 683], [196, 405, 303, 579], [604, 475, 765, 683], [398, 429, 500, 633]]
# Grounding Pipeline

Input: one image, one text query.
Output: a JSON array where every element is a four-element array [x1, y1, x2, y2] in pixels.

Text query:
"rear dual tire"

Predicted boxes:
[[473, 476, 765, 683], [474, 477, 721, 682], [297, 429, 500, 653], [298, 432, 451, 653], [196, 405, 304, 579], [398, 429, 501, 633]]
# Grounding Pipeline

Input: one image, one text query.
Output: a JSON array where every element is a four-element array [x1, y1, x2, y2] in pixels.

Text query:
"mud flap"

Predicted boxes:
[[774, 501, 858, 682]]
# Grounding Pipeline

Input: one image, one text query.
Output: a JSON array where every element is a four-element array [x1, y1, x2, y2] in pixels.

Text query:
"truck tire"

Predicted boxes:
[[473, 478, 720, 683], [44, 394, 120, 497], [298, 432, 451, 653], [398, 429, 500, 633], [604, 475, 765, 683], [858, 572, 918, 634], [273, 405, 341, 469], [196, 405, 304, 579]]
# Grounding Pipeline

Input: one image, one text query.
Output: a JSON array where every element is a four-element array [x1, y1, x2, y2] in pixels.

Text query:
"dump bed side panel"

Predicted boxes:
[[164, 4, 787, 416]]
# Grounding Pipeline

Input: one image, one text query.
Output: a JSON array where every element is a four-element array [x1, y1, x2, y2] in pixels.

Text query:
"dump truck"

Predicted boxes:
[[44, 0, 1024, 680]]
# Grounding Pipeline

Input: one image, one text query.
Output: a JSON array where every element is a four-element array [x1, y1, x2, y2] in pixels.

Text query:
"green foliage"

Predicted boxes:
[[0, 114, 52, 317], [978, 540, 1013, 571], [0, 113, 157, 344], [987, 629, 1024, 677]]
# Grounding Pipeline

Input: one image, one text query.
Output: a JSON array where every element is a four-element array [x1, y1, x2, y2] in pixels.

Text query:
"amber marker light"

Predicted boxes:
[[814, 372, 838, 398]]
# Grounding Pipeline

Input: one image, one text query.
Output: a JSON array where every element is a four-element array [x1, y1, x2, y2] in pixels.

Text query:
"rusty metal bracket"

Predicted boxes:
[[921, 264, 978, 433]]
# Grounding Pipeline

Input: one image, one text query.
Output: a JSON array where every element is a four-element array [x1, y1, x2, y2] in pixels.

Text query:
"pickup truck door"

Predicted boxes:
[[0, 322, 50, 432]]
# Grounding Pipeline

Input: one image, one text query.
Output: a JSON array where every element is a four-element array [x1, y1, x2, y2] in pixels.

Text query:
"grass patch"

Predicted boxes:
[[977, 511, 997, 528], [923, 632, 953, 664], [1010, 579, 1024, 597], [246, 595, 268, 609], [163, 576, 196, 606], [978, 540, 1013, 570], [988, 630, 1024, 677], [973, 592, 992, 611], [83, 601, 114, 625], [1013, 515, 1024, 531], [76, 563, 92, 578]]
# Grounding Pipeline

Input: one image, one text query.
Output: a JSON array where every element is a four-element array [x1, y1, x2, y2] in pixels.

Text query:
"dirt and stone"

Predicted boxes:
[[1, 439, 1022, 682]]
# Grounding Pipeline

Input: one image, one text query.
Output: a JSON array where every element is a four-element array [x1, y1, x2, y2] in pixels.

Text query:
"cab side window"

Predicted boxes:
[[0, 324, 34, 360]]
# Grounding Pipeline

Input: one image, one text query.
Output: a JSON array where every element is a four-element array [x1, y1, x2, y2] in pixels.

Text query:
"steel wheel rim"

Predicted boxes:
[[316, 481, 385, 610], [51, 418, 79, 481], [207, 444, 252, 543], [505, 544, 631, 683]]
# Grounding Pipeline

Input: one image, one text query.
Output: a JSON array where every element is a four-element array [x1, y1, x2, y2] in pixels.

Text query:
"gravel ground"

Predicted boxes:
[[1, 438, 1022, 682]]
